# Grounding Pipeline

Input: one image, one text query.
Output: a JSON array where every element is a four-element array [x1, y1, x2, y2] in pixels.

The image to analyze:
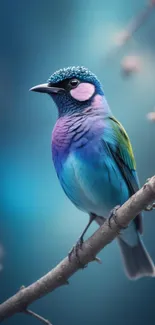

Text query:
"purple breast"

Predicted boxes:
[[52, 115, 84, 169], [52, 117, 70, 152], [51, 112, 105, 175]]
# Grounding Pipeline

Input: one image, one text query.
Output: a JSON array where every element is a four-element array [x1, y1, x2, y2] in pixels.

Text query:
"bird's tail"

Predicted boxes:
[[117, 236, 155, 280]]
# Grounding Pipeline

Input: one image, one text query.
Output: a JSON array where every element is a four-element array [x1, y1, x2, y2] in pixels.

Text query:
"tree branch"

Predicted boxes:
[[0, 176, 155, 323], [115, 1, 155, 47], [24, 309, 52, 325]]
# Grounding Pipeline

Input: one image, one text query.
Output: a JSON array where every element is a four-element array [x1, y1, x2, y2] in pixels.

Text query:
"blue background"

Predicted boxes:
[[0, 0, 155, 324]]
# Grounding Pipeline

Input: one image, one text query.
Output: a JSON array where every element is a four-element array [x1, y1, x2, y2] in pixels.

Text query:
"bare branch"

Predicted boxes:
[[24, 309, 52, 325], [116, 1, 155, 46], [0, 176, 155, 323]]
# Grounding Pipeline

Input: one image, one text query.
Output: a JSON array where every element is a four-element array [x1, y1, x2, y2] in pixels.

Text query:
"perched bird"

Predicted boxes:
[[30, 66, 154, 279]]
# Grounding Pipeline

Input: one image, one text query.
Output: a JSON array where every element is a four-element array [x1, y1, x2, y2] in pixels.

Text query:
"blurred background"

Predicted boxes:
[[0, 0, 155, 324]]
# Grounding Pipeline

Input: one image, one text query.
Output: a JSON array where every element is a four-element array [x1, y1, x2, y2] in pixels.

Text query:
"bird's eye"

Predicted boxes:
[[68, 79, 80, 89]]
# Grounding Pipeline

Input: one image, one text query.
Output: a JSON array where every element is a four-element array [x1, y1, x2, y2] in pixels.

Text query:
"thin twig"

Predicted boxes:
[[124, 1, 154, 41], [24, 309, 52, 325], [103, 1, 155, 64]]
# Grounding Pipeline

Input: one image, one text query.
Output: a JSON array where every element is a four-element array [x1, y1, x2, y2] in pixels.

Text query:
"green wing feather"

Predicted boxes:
[[104, 116, 143, 234], [109, 116, 136, 171]]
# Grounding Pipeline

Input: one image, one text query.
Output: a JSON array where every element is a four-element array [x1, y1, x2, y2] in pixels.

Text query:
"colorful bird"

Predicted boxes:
[[30, 66, 154, 279]]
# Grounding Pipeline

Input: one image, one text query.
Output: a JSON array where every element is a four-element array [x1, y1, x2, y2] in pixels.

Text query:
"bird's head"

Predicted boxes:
[[30, 66, 105, 116]]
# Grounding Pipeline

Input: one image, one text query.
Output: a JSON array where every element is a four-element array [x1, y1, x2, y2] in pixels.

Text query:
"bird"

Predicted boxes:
[[30, 66, 155, 280]]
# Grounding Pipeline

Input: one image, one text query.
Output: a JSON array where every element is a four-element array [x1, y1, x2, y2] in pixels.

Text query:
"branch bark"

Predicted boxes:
[[0, 176, 155, 323]]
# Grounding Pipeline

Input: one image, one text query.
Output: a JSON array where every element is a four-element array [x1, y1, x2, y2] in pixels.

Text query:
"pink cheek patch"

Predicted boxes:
[[70, 83, 95, 101]]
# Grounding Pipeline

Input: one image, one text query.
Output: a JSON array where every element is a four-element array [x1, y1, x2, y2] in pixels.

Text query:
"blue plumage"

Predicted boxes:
[[31, 66, 155, 279]]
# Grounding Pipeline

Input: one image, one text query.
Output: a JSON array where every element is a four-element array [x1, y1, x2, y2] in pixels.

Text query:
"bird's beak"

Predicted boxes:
[[29, 83, 65, 94]]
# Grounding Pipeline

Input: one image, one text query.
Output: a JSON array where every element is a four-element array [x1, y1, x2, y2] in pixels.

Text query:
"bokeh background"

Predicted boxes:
[[0, 0, 155, 324]]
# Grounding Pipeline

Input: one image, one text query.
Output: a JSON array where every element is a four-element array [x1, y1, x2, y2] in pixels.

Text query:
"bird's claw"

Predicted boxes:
[[68, 238, 85, 268], [108, 205, 120, 229], [145, 202, 155, 211], [108, 205, 127, 231]]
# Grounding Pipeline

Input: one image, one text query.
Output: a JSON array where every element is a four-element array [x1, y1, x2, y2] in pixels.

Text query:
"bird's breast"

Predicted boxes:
[[51, 114, 130, 216], [51, 113, 104, 175]]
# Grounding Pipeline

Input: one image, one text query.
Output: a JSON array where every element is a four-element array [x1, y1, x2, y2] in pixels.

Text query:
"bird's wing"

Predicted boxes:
[[103, 116, 143, 234]]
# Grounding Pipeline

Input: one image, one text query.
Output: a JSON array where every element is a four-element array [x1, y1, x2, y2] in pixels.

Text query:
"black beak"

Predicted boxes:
[[29, 83, 65, 94]]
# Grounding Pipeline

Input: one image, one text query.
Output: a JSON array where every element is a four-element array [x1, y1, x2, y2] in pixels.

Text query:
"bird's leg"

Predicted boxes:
[[108, 205, 127, 231], [68, 213, 96, 263], [144, 203, 155, 211]]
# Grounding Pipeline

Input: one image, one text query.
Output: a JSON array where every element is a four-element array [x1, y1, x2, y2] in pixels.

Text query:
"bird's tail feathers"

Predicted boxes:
[[117, 236, 155, 280]]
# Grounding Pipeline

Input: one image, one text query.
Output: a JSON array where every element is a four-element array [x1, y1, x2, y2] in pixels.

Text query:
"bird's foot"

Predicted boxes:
[[68, 238, 86, 268], [108, 205, 127, 231], [145, 202, 155, 211]]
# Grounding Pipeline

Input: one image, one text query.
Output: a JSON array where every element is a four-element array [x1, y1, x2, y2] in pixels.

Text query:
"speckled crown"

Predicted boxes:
[[48, 66, 102, 89]]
